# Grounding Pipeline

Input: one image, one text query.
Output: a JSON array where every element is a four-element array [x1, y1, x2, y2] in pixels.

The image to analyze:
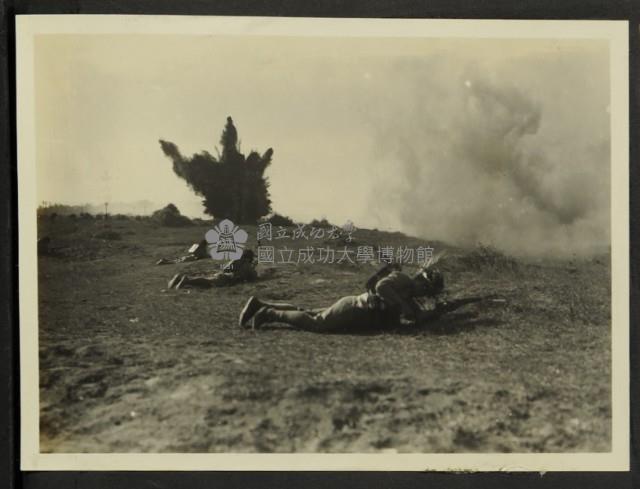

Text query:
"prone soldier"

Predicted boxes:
[[238, 261, 454, 333]]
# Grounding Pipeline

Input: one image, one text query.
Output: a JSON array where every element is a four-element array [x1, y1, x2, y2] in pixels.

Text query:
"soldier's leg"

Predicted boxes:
[[252, 308, 325, 332], [239, 296, 314, 327], [258, 300, 304, 311], [171, 271, 232, 289], [256, 300, 325, 313], [252, 296, 363, 333], [178, 276, 214, 288], [179, 254, 198, 263]]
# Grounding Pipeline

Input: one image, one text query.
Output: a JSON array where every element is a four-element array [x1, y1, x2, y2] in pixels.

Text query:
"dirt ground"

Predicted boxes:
[[37, 216, 611, 453]]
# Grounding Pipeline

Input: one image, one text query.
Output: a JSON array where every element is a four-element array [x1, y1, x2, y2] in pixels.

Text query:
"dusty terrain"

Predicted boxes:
[[37, 216, 611, 453]]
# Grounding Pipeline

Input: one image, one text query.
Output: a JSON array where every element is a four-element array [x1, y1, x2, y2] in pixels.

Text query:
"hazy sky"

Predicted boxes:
[[35, 35, 610, 251]]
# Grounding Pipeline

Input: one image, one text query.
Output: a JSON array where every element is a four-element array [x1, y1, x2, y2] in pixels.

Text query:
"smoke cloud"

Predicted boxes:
[[363, 54, 610, 256]]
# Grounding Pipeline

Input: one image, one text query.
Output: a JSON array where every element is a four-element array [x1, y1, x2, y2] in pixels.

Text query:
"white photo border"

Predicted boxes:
[[16, 15, 630, 472]]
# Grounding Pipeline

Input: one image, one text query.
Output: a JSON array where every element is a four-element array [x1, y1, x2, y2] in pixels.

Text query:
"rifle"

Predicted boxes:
[[436, 296, 486, 313], [414, 295, 498, 324]]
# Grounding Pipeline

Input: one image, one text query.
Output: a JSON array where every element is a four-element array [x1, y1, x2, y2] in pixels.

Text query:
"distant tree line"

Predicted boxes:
[[38, 200, 157, 217], [37, 203, 92, 217]]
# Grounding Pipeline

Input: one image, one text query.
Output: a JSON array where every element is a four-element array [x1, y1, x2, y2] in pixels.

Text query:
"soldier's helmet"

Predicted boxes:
[[415, 268, 445, 297]]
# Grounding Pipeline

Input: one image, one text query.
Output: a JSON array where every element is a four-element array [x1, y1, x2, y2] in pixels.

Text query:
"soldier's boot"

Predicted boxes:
[[249, 306, 279, 330], [174, 275, 188, 290], [239, 296, 265, 327], [168, 273, 184, 289]]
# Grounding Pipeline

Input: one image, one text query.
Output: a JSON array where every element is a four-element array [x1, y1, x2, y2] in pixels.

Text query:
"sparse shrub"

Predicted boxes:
[[37, 203, 91, 217], [260, 212, 295, 227], [309, 217, 333, 228], [151, 204, 192, 227], [191, 218, 212, 226], [459, 244, 518, 271], [331, 235, 359, 247]]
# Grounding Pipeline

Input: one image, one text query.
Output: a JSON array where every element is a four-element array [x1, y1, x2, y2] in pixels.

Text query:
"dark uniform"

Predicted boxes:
[[156, 240, 209, 265], [168, 249, 257, 289], [248, 271, 419, 332]]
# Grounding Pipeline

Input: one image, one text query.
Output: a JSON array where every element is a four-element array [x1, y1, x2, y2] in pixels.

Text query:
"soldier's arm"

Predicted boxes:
[[365, 262, 399, 293], [415, 296, 486, 324], [222, 259, 235, 272], [375, 275, 418, 320]]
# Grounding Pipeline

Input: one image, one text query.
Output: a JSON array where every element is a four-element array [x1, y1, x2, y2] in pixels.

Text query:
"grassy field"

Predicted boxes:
[[36, 216, 611, 453]]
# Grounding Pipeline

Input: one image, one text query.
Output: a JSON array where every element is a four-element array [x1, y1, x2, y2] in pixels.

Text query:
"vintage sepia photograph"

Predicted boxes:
[[17, 16, 629, 471]]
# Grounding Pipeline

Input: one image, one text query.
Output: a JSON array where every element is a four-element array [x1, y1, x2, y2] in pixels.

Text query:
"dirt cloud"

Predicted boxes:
[[363, 53, 610, 256]]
